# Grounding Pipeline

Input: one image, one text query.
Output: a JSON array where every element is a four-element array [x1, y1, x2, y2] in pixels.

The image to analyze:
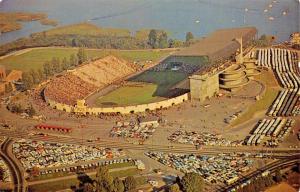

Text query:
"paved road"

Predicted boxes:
[[1, 129, 299, 157], [0, 138, 26, 192]]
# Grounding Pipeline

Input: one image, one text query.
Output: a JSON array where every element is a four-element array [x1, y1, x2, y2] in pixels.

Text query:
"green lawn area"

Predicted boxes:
[[96, 83, 163, 107], [0, 48, 172, 71], [29, 162, 135, 182], [28, 168, 141, 192], [96, 69, 187, 107], [45, 22, 130, 37], [230, 71, 280, 127]]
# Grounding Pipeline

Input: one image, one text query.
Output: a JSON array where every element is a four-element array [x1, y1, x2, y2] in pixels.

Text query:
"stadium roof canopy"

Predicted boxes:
[[174, 27, 257, 62]]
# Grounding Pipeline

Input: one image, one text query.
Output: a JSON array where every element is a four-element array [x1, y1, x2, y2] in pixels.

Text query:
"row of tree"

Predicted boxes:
[[75, 166, 138, 192], [167, 172, 204, 192], [7, 103, 36, 116], [148, 30, 194, 49], [0, 29, 196, 57], [22, 48, 87, 90], [251, 34, 274, 47], [0, 34, 150, 57]]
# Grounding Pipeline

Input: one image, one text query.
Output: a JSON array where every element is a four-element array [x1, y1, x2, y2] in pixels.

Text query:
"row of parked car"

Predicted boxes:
[[168, 130, 243, 147], [268, 89, 299, 117], [38, 158, 140, 176], [12, 139, 125, 171], [0, 158, 11, 182], [145, 152, 254, 185], [256, 48, 299, 88], [110, 120, 158, 140], [245, 118, 295, 146]]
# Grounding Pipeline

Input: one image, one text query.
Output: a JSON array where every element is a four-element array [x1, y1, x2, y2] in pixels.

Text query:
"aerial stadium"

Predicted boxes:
[[43, 27, 260, 115]]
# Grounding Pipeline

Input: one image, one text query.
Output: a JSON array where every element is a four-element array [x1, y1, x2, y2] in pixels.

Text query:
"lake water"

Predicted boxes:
[[0, 0, 299, 45]]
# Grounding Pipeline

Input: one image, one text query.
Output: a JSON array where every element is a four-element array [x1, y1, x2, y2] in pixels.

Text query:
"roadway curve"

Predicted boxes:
[[221, 154, 300, 192], [0, 138, 26, 192]]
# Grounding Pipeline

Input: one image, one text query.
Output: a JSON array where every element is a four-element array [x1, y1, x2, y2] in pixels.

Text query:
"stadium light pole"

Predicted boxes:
[[244, 8, 248, 25]]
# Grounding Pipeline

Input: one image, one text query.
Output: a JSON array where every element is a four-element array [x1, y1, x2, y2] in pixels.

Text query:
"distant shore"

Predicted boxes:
[[0, 12, 58, 33]]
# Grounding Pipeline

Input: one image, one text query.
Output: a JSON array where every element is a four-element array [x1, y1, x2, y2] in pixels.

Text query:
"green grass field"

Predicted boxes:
[[0, 48, 172, 71], [96, 70, 188, 107], [96, 83, 163, 107]]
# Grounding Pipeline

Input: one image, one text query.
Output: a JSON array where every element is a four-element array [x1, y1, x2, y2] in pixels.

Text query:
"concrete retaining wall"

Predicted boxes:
[[45, 93, 189, 115]]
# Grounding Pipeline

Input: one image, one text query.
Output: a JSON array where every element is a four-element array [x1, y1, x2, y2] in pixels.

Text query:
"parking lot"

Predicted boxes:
[[0, 158, 11, 182], [145, 152, 254, 185], [12, 139, 126, 171], [110, 120, 159, 140], [168, 130, 243, 147]]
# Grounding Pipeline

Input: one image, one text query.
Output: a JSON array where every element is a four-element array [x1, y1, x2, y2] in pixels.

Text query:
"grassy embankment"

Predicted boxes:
[[231, 70, 281, 127], [0, 47, 173, 71]]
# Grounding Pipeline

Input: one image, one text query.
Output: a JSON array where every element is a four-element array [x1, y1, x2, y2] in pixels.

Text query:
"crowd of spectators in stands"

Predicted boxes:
[[44, 74, 97, 106]]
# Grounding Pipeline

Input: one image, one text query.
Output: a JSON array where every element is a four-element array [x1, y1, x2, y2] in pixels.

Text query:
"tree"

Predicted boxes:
[[158, 31, 168, 48], [0, 167, 4, 181], [29, 69, 40, 84], [77, 47, 88, 64], [275, 170, 283, 182], [180, 173, 204, 192], [112, 177, 124, 192], [51, 57, 61, 73], [168, 184, 181, 192], [83, 182, 95, 192], [5, 83, 13, 93], [124, 176, 137, 191], [168, 39, 175, 48], [22, 72, 34, 90], [37, 68, 45, 82], [61, 57, 69, 70], [95, 166, 113, 192], [27, 105, 36, 117], [148, 29, 158, 49], [43, 61, 51, 77], [70, 54, 77, 66], [185, 32, 194, 44], [9, 103, 24, 113]]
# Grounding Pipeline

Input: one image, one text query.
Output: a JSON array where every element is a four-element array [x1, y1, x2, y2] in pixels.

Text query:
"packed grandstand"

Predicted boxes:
[[44, 56, 139, 105]]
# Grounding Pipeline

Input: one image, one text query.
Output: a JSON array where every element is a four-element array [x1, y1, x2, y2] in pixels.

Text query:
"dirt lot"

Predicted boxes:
[[265, 182, 297, 192]]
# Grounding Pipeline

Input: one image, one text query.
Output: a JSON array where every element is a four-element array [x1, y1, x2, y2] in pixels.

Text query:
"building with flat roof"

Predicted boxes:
[[168, 27, 258, 102], [175, 27, 257, 62]]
